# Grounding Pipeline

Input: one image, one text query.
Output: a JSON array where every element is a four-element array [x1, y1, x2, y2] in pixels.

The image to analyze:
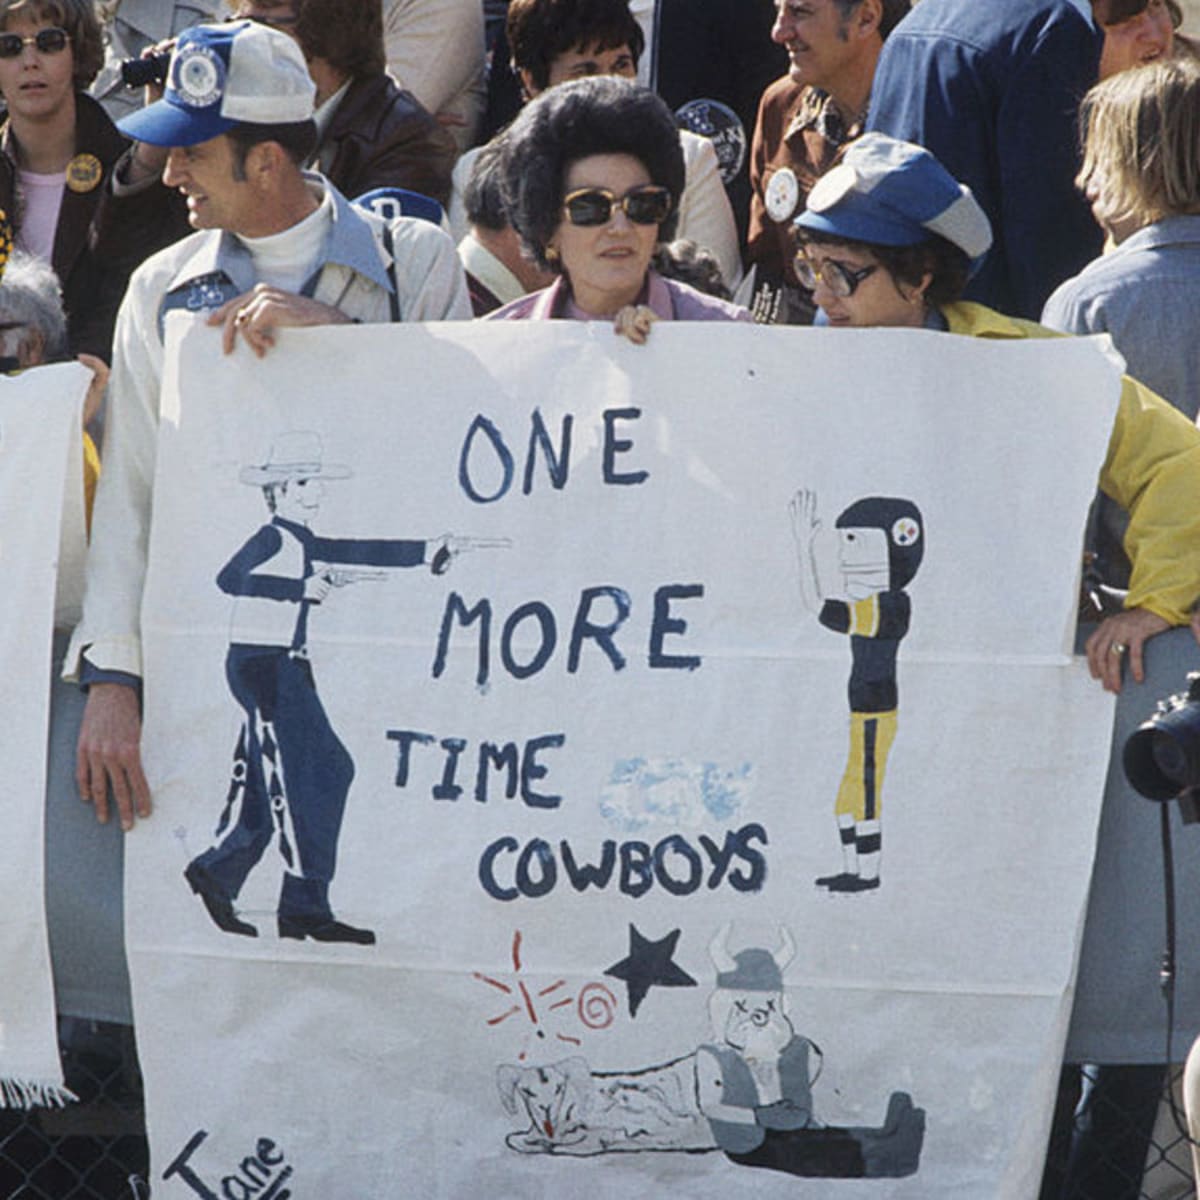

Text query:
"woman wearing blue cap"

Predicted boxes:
[[793, 131, 1200, 695], [795, 134, 1200, 1196]]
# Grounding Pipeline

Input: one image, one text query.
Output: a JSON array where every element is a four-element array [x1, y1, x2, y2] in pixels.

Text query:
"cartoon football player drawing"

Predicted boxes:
[[184, 431, 497, 945], [790, 490, 924, 893]]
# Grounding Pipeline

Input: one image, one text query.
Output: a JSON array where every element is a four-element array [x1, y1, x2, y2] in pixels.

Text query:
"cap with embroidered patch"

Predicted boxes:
[[795, 133, 993, 277], [118, 21, 315, 148]]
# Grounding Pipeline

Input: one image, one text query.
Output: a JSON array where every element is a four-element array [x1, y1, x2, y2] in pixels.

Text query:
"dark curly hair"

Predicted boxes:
[[464, 136, 510, 232], [293, 0, 386, 79], [0, 0, 104, 90], [1093, 0, 1182, 27], [500, 75, 685, 273], [794, 227, 971, 310], [506, 0, 644, 93]]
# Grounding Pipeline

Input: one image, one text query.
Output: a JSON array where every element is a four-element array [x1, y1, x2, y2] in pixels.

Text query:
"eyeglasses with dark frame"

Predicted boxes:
[[0, 27, 69, 58], [793, 250, 878, 298], [561, 185, 674, 228]]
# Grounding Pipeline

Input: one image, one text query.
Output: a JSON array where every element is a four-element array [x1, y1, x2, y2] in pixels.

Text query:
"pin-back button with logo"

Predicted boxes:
[[675, 98, 747, 185], [66, 153, 103, 194], [171, 43, 226, 110], [765, 167, 800, 223]]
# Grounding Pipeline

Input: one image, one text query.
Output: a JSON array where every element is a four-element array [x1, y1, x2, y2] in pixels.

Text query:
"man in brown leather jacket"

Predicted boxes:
[[237, 0, 456, 207]]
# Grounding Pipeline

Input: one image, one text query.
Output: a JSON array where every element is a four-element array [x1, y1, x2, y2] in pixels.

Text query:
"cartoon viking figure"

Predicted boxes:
[[695, 926, 823, 1154], [790, 490, 925, 893], [696, 924, 926, 1179]]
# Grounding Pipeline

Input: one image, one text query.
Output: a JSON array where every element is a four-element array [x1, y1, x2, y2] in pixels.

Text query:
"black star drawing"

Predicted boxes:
[[604, 924, 697, 1018]]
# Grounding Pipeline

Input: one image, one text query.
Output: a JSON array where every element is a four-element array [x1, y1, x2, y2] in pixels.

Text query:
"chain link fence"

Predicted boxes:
[[0, 1035, 1194, 1198], [1041, 1064, 1196, 1200], [0, 1020, 147, 1200]]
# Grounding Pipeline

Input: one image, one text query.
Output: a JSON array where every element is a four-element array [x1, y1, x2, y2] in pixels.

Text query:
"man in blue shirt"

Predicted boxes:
[[866, 0, 1103, 319]]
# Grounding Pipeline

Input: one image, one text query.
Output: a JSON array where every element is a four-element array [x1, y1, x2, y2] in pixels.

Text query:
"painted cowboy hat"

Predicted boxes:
[[239, 431, 351, 485]]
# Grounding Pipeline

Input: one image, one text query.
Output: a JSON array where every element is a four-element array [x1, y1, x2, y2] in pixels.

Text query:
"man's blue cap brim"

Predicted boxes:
[[118, 97, 236, 148]]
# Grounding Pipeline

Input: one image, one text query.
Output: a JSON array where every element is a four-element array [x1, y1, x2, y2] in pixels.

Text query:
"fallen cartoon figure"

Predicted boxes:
[[496, 1054, 713, 1154], [494, 926, 924, 1178]]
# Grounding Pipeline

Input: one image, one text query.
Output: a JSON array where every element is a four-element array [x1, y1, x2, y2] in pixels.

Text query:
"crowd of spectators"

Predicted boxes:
[[3, 0, 1199, 1194]]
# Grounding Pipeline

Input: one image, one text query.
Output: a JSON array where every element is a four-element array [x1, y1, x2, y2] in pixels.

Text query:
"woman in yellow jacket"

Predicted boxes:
[[792, 132, 1200, 696], [793, 130, 1200, 1196]]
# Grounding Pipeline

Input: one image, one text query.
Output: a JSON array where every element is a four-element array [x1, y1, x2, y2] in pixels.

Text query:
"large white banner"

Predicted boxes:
[[0, 365, 87, 1108], [135, 320, 1118, 1197]]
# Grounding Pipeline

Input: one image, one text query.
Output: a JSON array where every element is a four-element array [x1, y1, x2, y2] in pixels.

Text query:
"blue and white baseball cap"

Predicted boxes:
[[118, 21, 315, 148], [796, 133, 993, 276]]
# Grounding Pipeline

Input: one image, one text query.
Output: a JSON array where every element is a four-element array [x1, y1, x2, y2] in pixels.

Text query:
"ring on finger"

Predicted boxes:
[[1110, 641, 1127, 656], [235, 308, 250, 325]]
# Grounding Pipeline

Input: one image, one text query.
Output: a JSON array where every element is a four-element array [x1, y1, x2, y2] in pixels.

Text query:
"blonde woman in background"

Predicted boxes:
[[1044, 58, 1200, 417]]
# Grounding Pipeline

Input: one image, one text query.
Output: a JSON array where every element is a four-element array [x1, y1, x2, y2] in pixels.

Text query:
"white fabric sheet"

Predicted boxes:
[[0, 364, 88, 1108], [133, 321, 1119, 1195]]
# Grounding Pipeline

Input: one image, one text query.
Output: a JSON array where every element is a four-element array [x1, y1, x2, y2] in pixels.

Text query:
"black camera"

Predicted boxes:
[[120, 51, 171, 90], [1124, 672, 1200, 819]]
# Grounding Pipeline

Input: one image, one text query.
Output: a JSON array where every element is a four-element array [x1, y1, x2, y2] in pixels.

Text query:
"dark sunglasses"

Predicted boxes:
[[0, 26, 69, 58], [562, 185, 673, 228], [793, 250, 878, 298]]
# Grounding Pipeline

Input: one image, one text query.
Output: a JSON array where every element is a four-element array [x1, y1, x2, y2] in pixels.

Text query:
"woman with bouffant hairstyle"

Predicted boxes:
[[488, 76, 748, 339], [0, 0, 130, 360]]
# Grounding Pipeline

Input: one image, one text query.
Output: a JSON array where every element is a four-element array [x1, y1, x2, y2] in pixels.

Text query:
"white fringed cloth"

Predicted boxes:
[[0, 366, 89, 1109]]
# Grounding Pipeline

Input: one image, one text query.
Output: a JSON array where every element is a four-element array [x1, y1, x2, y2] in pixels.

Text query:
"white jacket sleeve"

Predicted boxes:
[[383, 0, 486, 152], [446, 146, 479, 246], [677, 131, 743, 293], [64, 264, 169, 680], [390, 218, 473, 321]]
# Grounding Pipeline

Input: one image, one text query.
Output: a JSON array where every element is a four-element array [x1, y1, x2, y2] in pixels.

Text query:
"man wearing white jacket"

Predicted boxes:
[[69, 19, 469, 832]]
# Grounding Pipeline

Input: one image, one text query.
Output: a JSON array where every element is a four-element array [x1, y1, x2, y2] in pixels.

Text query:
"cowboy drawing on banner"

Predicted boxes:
[[184, 430, 503, 946], [789, 490, 925, 894], [491, 925, 925, 1178]]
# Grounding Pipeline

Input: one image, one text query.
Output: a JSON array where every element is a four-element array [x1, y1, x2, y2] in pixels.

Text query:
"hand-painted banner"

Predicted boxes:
[[134, 319, 1118, 1196], [0, 365, 87, 1108]]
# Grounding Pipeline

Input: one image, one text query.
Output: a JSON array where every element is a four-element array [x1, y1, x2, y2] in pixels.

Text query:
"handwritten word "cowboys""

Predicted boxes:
[[479, 823, 768, 901]]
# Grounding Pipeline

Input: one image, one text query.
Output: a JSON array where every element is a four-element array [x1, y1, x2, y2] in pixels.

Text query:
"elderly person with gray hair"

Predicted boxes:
[[0, 249, 107, 433], [0, 251, 68, 361]]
